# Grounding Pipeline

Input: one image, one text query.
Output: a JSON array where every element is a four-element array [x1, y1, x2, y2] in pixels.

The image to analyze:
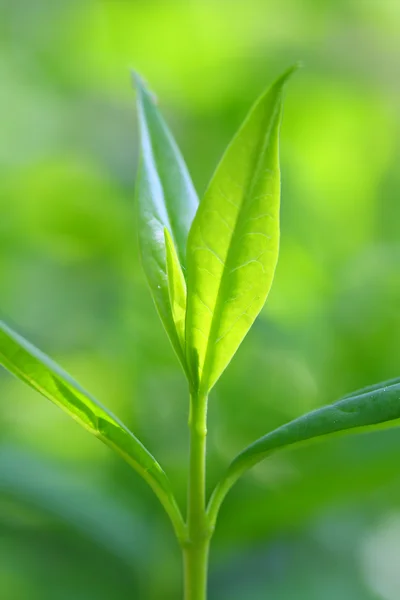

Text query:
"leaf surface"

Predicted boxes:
[[207, 380, 400, 527], [0, 320, 185, 538], [185, 66, 297, 394], [342, 376, 400, 399], [134, 74, 198, 371], [164, 228, 187, 351]]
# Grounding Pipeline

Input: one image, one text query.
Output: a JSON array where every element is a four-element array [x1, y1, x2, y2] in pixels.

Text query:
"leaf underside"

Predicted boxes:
[[134, 74, 198, 373], [342, 376, 400, 399], [185, 66, 298, 395], [232, 381, 400, 474], [208, 379, 400, 524]]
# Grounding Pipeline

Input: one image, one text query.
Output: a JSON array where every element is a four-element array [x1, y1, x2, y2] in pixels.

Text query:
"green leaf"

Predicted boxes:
[[207, 380, 400, 528], [341, 376, 400, 399], [164, 228, 187, 351], [0, 320, 185, 540], [134, 73, 198, 374], [185, 66, 298, 395]]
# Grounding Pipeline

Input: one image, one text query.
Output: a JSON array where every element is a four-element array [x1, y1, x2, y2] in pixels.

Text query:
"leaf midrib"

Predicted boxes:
[[198, 92, 282, 394]]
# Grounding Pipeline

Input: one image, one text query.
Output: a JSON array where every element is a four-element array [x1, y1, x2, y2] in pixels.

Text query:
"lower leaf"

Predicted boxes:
[[0, 320, 185, 539], [208, 379, 400, 528]]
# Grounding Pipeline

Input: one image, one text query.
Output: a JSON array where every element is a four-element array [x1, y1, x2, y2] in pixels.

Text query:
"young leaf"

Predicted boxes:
[[134, 73, 198, 373], [185, 66, 298, 395], [164, 228, 187, 351], [207, 380, 400, 528], [0, 320, 185, 540]]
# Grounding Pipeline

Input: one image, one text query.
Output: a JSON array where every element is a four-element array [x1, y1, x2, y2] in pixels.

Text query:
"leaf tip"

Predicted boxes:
[[289, 60, 304, 73], [130, 70, 158, 105], [130, 69, 141, 88], [275, 62, 302, 88], [163, 226, 172, 248]]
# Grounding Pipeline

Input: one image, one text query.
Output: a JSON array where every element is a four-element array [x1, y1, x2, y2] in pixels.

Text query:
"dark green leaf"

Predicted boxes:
[[342, 376, 400, 399], [208, 380, 400, 528]]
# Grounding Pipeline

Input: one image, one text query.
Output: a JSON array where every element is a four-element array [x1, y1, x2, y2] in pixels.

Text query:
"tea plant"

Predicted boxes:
[[1, 66, 400, 599]]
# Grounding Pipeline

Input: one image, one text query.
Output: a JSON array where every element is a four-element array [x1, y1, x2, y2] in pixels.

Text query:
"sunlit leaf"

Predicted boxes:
[[0, 320, 185, 539], [208, 380, 400, 527], [164, 228, 187, 351], [134, 73, 198, 373], [185, 66, 298, 395]]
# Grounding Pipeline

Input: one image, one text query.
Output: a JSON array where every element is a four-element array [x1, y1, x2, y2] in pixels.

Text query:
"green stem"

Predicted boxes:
[[183, 540, 210, 600], [183, 392, 210, 600], [206, 470, 240, 536]]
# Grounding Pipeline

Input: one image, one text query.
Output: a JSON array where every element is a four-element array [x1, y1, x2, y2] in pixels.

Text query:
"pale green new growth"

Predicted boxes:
[[185, 66, 297, 395], [0, 66, 399, 600], [165, 227, 187, 352]]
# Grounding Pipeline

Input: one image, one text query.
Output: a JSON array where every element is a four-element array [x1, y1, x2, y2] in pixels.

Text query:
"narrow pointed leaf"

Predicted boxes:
[[342, 376, 400, 399], [0, 321, 185, 538], [186, 66, 297, 394], [208, 380, 400, 527], [134, 73, 198, 372], [164, 228, 187, 351]]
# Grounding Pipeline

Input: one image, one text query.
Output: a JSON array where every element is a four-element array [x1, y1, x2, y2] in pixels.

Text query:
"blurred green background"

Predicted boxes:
[[1, 0, 400, 598]]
